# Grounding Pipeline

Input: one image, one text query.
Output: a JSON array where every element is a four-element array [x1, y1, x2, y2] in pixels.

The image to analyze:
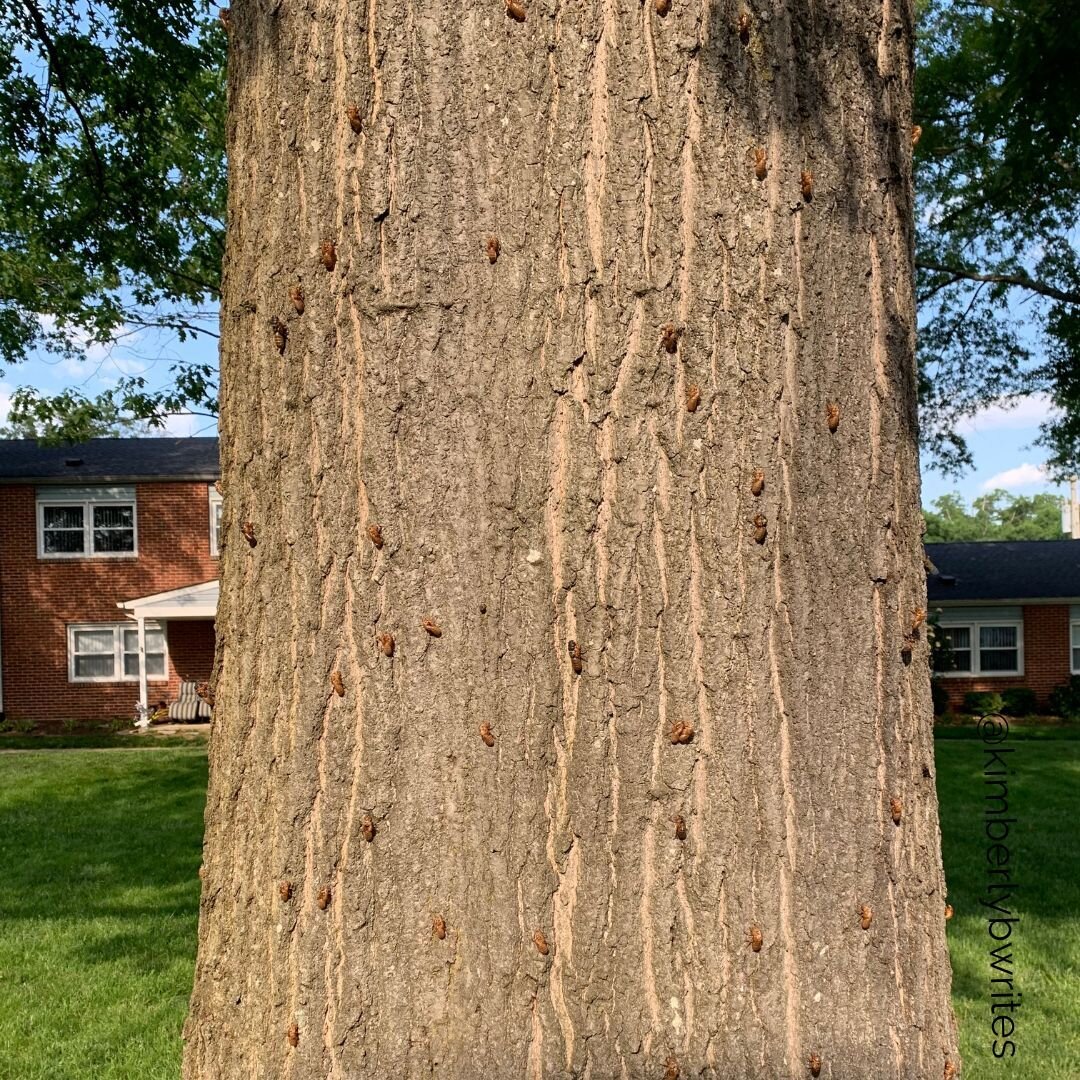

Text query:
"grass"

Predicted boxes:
[[937, 726, 1080, 1078], [0, 731, 1076, 1078], [0, 732, 209, 751], [0, 747, 207, 1080]]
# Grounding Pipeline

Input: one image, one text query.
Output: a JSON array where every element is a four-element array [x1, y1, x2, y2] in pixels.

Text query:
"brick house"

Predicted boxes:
[[927, 540, 1080, 709], [0, 438, 221, 726]]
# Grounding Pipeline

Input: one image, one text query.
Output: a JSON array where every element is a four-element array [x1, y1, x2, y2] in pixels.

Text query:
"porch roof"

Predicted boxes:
[[117, 579, 219, 621]]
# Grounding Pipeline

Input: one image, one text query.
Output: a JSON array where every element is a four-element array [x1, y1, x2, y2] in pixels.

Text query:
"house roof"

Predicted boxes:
[[0, 437, 219, 483], [926, 540, 1080, 602]]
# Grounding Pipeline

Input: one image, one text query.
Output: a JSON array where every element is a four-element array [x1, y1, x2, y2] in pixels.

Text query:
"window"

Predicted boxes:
[[1071, 623, 1080, 674], [934, 619, 1022, 677], [37, 487, 137, 558], [208, 485, 223, 556], [68, 623, 167, 683]]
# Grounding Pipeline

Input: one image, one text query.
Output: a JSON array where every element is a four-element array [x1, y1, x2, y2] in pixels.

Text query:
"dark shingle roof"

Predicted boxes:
[[0, 438, 219, 483], [927, 540, 1080, 602]]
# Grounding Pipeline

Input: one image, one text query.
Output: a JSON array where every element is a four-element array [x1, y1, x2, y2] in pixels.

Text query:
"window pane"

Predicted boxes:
[[1074, 647, 1080, 672], [980, 649, 1018, 672], [44, 505, 84, 529], [92, 503, 135, 552], [980, 625, 1017, 649], [942, 626, 970, 649], [75, 629, 115, 654], [44, 529, 85, 554], [93, 505, 133, 529], [1072, 624, 1080, 650], [76, 654, 115, 678], [122, 626, 166, 678]]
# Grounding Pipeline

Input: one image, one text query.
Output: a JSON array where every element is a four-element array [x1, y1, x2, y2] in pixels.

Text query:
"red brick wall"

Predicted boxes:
[[0, 482, 218, 724], [938, 604, 1071, 710]]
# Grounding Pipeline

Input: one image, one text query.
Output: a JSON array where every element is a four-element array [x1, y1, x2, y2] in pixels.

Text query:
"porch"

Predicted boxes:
[[116, 580, 218, 714]]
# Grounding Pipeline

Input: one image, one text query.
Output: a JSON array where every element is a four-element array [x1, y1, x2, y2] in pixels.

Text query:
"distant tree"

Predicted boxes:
[[923, 489, 1064, 542], [915, 1, 1080, 476]]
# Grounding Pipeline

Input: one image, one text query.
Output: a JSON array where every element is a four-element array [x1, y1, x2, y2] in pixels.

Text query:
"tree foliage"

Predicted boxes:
[[923, 488, 1064, 542], [915, 0, 1080, 476], [0, 0, 224, 438]]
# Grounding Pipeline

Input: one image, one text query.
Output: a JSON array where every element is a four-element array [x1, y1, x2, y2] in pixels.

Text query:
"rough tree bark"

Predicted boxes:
[[185, 0, 958, 1076]]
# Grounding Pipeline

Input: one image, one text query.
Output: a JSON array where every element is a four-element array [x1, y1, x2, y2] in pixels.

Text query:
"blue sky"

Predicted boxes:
[[0, 331, 1064, 511]]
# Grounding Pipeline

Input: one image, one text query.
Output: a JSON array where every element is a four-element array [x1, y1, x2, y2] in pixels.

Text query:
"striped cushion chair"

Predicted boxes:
[[168, 681, 212, 722]]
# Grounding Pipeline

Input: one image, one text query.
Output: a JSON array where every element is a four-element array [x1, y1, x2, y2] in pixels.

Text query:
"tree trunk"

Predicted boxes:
[[185, 1, 958, 1077]]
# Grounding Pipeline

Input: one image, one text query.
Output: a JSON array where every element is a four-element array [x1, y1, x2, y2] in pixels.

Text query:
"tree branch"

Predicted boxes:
[[916, 259, 1080, 306], [20, 0, 106, 207]]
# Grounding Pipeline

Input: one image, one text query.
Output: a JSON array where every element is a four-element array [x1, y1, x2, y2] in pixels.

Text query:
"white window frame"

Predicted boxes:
[[67, 622, 169, 684], [37, 497, 138, 559], [208, 485, 223, 557], [1070, 621, 1080, 676], [936, 619, 1024, 678]]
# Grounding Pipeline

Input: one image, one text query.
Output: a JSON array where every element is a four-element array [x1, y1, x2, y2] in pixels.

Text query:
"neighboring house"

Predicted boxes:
[[927, 540, 1080, 709], [0, 438, 221, 725]]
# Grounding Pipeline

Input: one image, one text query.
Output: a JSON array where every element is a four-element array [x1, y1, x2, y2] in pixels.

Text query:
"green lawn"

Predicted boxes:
[[0, 748, 207, 1080], [0, 734, 1075, 1078], [937, 730, 1080, 1078]]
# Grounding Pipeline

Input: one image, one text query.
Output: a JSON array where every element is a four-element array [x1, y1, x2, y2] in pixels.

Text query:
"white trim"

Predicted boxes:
[[935, 618, 1024, 678], [208, 485, 223, 557], [66, 622, 168, 684], [117, 579, 218, 622], [37, 494, 138, 560]]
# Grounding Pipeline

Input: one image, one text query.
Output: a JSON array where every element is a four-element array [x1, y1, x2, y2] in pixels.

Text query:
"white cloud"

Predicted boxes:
[[955, 394, 1059, 435], [157, 411, 205, 437], [980, 463, 1049, 492], [0, 382, 13, 425]]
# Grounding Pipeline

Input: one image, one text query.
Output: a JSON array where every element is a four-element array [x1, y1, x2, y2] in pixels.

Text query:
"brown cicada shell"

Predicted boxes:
[[750, 924, 763, 952], [859, 904, 873, 930], [347, 104, 363, 134], [422, 618, 442, 637], [432, 914, 447, 940], [289, 285, 304, 315], [366, 523, 384, 549], [317, 886, 332, 911], [754, 146, 768, 180], [486, 236, 500, 263], [270, 316, 287, 355], [331, 671, 345, 697], [532, 929, 550, 956], [378, 633, 395, 657], [361, 814, 376, 843], [320, 240, 337, 272], [673, 814, 687, 841], [686, 384, 701, 413], [479, 722, 495, 747], [660, 323, 680, 355], [826, 401, 841, 432], [279, 881, 293, 902]]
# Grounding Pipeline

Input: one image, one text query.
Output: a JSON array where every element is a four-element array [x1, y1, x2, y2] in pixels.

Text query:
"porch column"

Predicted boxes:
[[136, 615, 148, 712]]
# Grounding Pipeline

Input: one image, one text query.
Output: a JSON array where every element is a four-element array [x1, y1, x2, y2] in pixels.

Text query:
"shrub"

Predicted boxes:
[[1048, 677, 1080, 721], [1000, 687, 1038, 717], [962, 690, 1004, 716], [930, 680, 951, 716]]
